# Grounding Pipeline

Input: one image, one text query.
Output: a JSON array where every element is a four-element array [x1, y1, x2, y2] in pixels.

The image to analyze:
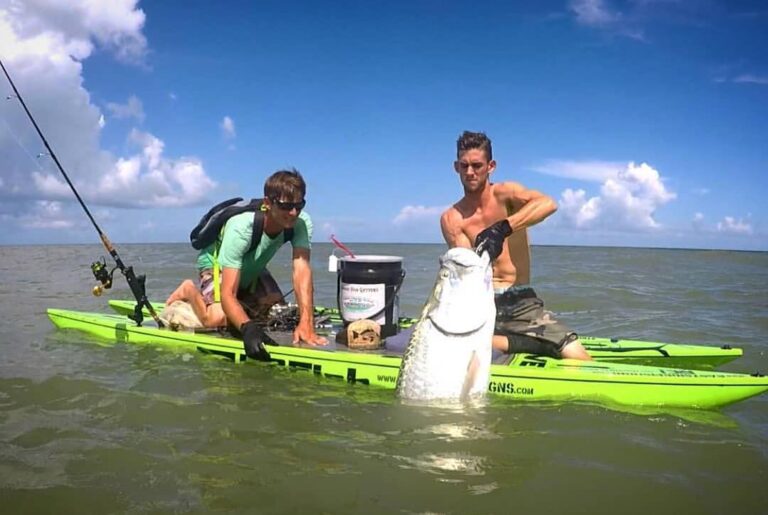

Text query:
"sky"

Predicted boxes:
[[0, 0, 766, 251]]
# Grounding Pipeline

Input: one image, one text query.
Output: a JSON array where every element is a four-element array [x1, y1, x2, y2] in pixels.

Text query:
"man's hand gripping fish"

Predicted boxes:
[[396, 247, 495, 402]]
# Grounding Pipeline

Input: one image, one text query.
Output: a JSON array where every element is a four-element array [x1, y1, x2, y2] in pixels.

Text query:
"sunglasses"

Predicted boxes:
[[270, 198, 306, 211]]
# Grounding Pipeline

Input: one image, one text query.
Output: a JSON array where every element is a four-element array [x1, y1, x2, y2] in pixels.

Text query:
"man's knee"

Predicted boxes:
[[561, 339, 592, 360], [202, 304, 226, 328]]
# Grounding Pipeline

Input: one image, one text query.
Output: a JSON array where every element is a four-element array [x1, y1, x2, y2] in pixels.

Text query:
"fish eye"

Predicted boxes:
[[440, 269, 450, 278]]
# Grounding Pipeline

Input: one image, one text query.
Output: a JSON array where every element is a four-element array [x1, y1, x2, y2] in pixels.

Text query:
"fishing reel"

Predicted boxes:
[[91, 257, 117, 296], [265, 303, 300, 331], [263, 303, 333, 331]]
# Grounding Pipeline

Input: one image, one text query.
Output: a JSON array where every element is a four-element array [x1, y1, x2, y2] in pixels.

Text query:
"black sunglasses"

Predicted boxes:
[[271, 198, 306, 211]]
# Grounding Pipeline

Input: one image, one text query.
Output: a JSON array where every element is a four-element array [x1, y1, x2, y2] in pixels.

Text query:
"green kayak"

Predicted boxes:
[[47, 306, 768, 409], [108, 299, 742, 370]]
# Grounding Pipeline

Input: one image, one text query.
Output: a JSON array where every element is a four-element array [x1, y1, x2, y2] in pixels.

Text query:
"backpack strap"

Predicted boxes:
[[248, 200, 266, 254]]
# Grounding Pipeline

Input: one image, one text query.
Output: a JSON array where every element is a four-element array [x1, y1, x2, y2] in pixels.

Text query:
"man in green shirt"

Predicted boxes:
[[167, 169, 327, 359]]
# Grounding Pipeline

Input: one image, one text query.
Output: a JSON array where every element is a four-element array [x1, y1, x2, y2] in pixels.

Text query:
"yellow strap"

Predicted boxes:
[[213, 238, 221, 303], [213, 205, 267, 303]]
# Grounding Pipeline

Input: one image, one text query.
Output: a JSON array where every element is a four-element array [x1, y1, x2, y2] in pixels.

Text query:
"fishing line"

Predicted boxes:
[[0, 58, 163, 328], [0, 116, 51, 174]]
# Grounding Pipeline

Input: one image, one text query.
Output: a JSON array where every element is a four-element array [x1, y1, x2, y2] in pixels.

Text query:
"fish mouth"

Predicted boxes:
[[428, 313, 488, 336], [427, 291, 490, 335]]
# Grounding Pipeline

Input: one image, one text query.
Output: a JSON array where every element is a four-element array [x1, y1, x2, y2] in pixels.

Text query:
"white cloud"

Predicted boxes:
[[570, 0, 619, 26], [220, 115, 236, 139], [557, 162, 676, 230], [692, 212, 704, 230], [569, 0, 644, 39], [106, 94, 145, 122], [717, 216, 753, 235], [732, 74, 768, 86], [393, 205, 447, 225], [87, 129, 216, 207], [0, 0, 218, 222], [532, 159, 624, 182], [560, 188, 601, 227], [17, 201, 77, 229], [1, 0, 147, 64]]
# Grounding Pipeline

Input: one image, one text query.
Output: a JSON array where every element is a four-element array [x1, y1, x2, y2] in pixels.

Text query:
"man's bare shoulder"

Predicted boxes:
[[440, 202, 473, 247], [441, 202, 463, 223], [491, 181, 525, 199]]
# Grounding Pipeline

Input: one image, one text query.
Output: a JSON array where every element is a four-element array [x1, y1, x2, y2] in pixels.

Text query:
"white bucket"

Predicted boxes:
[[337, 255, 405, 337]]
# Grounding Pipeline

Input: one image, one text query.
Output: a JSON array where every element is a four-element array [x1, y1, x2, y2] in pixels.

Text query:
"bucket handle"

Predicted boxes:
[[336, 269, 406, 325]]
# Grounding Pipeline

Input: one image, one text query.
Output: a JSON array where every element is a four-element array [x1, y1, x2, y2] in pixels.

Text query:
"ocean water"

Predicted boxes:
[[1, 242, 767, 513]]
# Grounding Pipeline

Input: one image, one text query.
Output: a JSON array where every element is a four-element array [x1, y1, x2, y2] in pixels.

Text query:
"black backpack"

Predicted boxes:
[[190, 197, 294, 254]]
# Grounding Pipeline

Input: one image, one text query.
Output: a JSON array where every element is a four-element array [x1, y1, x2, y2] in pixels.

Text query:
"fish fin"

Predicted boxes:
[[460, 351, 481, 401]]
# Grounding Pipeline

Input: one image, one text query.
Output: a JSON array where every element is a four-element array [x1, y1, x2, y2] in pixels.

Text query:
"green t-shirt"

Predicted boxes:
[[196, 210, 313, 290]]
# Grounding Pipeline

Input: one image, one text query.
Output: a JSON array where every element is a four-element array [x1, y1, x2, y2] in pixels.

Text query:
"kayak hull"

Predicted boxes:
[[108, 300, 743, 370], [47, 308, 768, 409]]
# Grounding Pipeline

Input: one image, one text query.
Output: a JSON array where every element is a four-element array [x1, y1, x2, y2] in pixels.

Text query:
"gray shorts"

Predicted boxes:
[[494, 286, 577, 358]]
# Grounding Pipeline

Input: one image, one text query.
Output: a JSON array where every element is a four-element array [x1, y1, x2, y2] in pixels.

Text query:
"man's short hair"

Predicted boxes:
[[457, 131, 493, 161], [264, 168, 306, 201]]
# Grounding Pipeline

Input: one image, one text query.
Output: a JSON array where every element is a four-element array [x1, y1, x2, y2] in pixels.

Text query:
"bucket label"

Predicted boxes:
[[340, 282, 385, 324]]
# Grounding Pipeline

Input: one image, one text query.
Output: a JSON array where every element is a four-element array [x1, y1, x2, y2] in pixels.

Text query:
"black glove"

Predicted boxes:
[[241, 320, 275, 361], [474, 219, 513, 260]]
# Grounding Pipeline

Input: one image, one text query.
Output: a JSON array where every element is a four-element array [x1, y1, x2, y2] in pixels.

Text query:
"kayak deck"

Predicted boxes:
[[47, 307, 768, 409], [108, 299, 742, 370]]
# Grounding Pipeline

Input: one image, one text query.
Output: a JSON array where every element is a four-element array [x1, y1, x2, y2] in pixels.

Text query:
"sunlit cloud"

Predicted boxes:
[[106, 94, 145, 122], [531, 159, 624, 182], [557, 162, 676, 230], [0, 0, 218, 222], [393, 205, 447, 225], [220, 115, 236, 139], [570, 0, 619, 26], [569, 0, 644, 40], [717, 216, 753, 235]]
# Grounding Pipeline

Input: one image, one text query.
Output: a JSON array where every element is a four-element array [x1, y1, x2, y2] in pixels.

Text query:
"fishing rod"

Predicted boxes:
[[0, 59, 163, 328]]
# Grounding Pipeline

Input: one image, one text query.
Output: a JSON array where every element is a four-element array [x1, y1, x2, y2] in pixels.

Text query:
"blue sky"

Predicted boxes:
[[0, 0, 766, 250]]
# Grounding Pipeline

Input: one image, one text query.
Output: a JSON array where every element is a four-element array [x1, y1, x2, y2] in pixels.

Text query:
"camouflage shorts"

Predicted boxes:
[[494, 286, 577, 358], [198, 270, 217, 306], [198, 268, 285, 317]]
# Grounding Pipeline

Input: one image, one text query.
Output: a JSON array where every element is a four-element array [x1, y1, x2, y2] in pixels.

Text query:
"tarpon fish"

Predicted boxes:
[[395, 247, 495, 402]]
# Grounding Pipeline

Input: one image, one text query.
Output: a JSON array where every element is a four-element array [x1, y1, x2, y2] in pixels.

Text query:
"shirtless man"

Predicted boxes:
[[440, 131, 591, 360]]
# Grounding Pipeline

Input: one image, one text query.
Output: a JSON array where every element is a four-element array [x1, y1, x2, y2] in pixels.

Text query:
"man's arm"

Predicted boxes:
[[498, 182, 557, 232], [222, 266, 273, 361], [291, 247, 327, 345], [440, 208, 473, 248], [220, 267, 249, 329], [474, 182, 558, 259]]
